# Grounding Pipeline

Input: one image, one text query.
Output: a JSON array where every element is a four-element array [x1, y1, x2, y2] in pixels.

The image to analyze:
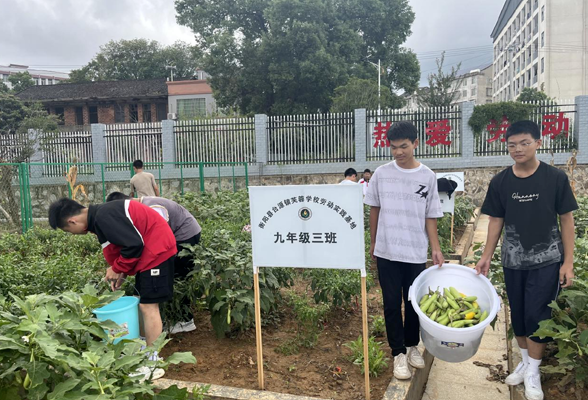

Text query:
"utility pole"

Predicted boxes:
[[165, 65, 177, 82], [367, 59, 382, 121]]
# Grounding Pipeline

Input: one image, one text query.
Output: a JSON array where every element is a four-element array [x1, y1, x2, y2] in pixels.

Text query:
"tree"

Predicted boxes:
[[517, 87, 551, 103], [417, 52, 464, 107], [8, 71, 35, 93], [0, 82, 8, 93], [0, 93, 58, 228], [68, 39, 201, 82], [175, 0, 420, 115], [330, 77, 404, 112]]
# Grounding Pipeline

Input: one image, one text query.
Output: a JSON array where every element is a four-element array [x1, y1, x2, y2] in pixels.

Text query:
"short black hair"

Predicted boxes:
[[48, 198, 86, 229], [505, 120, 541, 141], [133, 160, 144, 169], [387, 120, 418, 143], [344, 168, 357, 177], [363, 169, 371, 174], [106, 192, 131, 202]]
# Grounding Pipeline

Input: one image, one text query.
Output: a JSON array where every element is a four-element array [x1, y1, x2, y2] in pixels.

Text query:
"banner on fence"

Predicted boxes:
[[249, 185, 365, 275]]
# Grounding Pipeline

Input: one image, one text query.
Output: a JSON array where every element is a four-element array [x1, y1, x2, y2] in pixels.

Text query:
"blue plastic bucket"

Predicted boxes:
[[94, 296, 140, 343]]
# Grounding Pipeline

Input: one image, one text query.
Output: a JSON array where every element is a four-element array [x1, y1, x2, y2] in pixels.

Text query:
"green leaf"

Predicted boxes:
[[165, 351, 196, 365], [153, 385, 190, 400], [579, 329, 588, 346], [47, 379, 81, 400]]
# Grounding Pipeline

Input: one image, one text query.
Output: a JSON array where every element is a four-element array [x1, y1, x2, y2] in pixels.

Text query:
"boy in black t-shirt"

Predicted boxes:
[[476, 120, 577, 400]]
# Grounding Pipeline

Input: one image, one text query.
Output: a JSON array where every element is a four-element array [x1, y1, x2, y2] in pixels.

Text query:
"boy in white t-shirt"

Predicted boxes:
[[364, 121, 444, 380]]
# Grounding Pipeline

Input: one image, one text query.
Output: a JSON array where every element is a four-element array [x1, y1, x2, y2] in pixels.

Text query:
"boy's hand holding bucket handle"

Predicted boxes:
[[432, 249, 444, 268], [475, 257, 491, 277], [105, 266, 122, 291]]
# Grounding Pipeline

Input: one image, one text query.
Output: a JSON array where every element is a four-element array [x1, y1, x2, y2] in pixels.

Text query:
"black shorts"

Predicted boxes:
[[503, 262, 560, 343], [135, 256, 176, 304]]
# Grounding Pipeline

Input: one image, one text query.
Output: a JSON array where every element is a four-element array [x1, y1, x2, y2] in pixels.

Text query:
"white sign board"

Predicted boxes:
[[436, 172, 465, 192], [249, 185, 366, 276], [438, 192, 456, 214]]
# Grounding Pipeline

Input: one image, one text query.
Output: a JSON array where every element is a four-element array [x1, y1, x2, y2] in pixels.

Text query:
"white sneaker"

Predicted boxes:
[[407, 346, 425, 369], [129, 366, 165, 383], [168, 319, 196, 334], [505, 361, 527, 386], [393, 353, 412, 380], [523, 372, 544, 400]]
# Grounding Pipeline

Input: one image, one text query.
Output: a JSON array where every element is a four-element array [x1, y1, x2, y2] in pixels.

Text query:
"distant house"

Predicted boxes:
[[17, 79, 170, 126], [167, 71, 217, 119], [16, 74, 218, 126], [0, 64, 69, 89]]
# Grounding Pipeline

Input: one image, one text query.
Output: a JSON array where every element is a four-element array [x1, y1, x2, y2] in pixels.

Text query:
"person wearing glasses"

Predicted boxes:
[[475, 120, 577, 400]]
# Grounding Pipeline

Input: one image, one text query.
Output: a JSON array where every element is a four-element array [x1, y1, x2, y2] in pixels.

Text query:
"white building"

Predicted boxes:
[[450, 65, 493, 105], [491, 0, 588, 102], [0, 64, 69, 89]]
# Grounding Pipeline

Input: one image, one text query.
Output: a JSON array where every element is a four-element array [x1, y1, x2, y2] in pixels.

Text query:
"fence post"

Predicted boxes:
[[460, 101, 475, 160], [91, 124, 107, 179], [354, 109, 367, 165], [28, 129, 44, 178], [574, 96, 588, 164], [161, 119, 175, 170], [255, 114, 268, 166]]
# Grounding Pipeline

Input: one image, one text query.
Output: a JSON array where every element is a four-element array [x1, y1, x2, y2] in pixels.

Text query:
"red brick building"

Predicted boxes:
[[17, 79, 169, 126]]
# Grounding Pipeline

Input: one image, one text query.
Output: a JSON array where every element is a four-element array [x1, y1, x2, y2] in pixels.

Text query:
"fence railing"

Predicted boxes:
[[0, 161, 249, 234], [0, 132, 30, 163], [367, 106, 462, 161], [475, 99, 576, 156], [42, 126, 93, 176], [104, 122, 163, 169], [267, 112, 355, 164], [175, 117, 256, 165]]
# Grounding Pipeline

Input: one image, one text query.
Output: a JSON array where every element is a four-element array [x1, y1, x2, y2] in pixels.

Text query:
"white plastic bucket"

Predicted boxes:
[[408, 264, 501, 363], [94, 296, 140, 344]]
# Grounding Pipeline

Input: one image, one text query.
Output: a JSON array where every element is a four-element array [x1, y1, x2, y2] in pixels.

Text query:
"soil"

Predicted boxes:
[[162, 282, 393, 400]]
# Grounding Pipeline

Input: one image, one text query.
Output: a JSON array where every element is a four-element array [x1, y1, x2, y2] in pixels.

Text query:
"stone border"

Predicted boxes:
[[155, 378, 325, 400], [382, 347, 434, 400]]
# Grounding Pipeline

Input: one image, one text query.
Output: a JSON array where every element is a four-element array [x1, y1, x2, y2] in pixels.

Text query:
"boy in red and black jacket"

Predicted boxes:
[[49, 198, 177, 347]]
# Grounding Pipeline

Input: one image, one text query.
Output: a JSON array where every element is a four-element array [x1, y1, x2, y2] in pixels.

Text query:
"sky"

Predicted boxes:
[[0, 0, 505, 86]]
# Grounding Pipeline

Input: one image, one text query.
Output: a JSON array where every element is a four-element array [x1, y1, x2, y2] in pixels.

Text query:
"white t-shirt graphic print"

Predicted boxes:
[[364, 161, 443, 264]]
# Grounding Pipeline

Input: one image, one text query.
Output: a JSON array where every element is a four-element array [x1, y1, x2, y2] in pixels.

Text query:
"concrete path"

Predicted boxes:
[[422, 215, 510, 400]]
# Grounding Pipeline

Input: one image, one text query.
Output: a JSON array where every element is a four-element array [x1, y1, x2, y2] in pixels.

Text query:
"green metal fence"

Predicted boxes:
[[0, 161, 249, 234]]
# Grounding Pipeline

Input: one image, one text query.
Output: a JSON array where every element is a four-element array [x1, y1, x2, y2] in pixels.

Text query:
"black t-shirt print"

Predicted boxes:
[[481, 162, 578, 270]]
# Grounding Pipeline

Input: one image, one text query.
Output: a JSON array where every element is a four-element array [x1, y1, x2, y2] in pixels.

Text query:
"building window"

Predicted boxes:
[[541, 57, 544, 73], [541, 32, 544, 47], [462, 80, 467, 87], [75, 107, 84, 126], [471, 87, 477, 96], [54, 107, 65, 125], [471, 77, 475, 84], [129, 104, 139, 123], [115, 104, 125, 123], [89, 106, 98, 124], [177, 98, 206, 118], [156, 103, 167, 121], [142, 103, 152, 122], [462, 90, 467, 98], [486, 87, 492, 96], [541, 5, 544, 21]]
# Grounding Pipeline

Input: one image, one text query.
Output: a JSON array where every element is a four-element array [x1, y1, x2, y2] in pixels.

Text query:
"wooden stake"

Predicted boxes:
[[450, 212, 455, 248], [361, 276, 370, 400], [254, 270, 265, 390]]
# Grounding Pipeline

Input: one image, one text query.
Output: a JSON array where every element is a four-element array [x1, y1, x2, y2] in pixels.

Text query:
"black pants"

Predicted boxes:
[[377, 257, 425, 356], [174, 232, 201, 321], [503, 262, 560, 343]]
